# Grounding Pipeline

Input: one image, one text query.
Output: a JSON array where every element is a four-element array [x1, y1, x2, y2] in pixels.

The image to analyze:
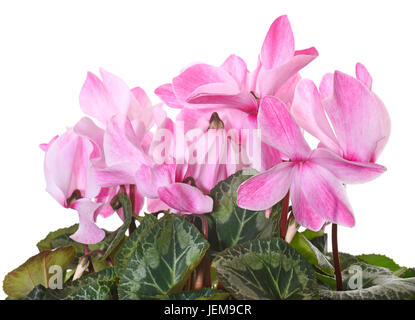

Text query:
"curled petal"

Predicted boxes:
[[237, 162, 294, 211], [356, 63, 372, 89], [310, 148, 386, 184], [295, 163, 355, 228], [104, 115, 151, 168], [324, 71, 391, 162], [261, 15, 295, 70], [292, 79, 340, 153], [158, 183, 213, 214], [135, 164, 175, 198], [319, 73, 334, 100], [70, 199, 105, 244], [258, 96, 311, 161], [79, 69, 130, 125], [257, 47, 318, 96], [44, 129, 93, 207], [155, 83, 183, 109]]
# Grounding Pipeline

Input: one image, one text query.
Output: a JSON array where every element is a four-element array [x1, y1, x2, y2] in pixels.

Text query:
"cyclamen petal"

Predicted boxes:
[[291, 79, 340, 154], [135, 164, 175, 198], [79, 69, 130, 125], [43, 128, 94, 207], [296, 163, 355, 228], [70, 199, 105, 244], [261, 15, 295, 70], [355, 63, 373, 89], [158, 183, 213, 214], [310, 148, 386, 184], [324, 71, 391, 163], [258, 96, 311, 161], [290, 171, 326, 231], [237, 162, 294, 211]]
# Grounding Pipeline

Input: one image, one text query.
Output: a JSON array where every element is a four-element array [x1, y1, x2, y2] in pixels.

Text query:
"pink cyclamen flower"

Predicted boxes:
[[41, 128, 105, 244], [291, 63, 391, 163], [155, 15, 317, 119], [237, 96, 386, 231]]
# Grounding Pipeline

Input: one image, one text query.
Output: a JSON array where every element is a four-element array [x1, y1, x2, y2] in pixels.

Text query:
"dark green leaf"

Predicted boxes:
[[212, 238, 319, 300], [209, 169, 282, 251], [115, 214, 158, 276], [3, 246, 77, 299], [290, 233, 334, 275], [118, 214, 209, 300], [320, 263, 415, 300]]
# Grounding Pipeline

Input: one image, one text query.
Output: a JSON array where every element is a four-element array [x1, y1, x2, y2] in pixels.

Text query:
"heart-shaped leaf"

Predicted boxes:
[[118, 214, 209, 300], [115, 214, 158, 277], [209, 169, 282, 251], [3, 246, 77, 299], [320, 263, 415, 300], [212, 238, 319, 300]]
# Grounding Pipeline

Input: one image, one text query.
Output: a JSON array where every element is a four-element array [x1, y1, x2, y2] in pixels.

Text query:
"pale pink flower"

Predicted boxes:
[[237, 96, 386, 230], [291, 63, 391, 163]]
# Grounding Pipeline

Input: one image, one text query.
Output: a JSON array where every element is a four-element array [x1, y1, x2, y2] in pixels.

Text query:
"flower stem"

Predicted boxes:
[[129, 184, 137, 234], [332, 223, 343, 291], [279, 191, 290, 239]]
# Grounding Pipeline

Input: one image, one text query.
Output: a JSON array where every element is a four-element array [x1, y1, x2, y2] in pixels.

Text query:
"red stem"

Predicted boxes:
[[280, 191, 290, 239], [129, 184, 137, 234], [332, 224, 343, 291]]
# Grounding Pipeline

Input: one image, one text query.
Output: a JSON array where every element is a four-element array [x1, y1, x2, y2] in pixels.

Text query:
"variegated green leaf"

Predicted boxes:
[[118, 215, 209, 300], [212, 238, 319, 300], [209, 169, 282, 251], [320, 263, 415, 300], [115, 214, 158, 276]]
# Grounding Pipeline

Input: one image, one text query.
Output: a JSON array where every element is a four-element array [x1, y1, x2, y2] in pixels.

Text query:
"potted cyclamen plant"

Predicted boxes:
[[3, 15, 414, 301]]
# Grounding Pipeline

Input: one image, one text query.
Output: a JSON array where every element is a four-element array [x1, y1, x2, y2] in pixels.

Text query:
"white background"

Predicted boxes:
[[0, 0, 414, 299]]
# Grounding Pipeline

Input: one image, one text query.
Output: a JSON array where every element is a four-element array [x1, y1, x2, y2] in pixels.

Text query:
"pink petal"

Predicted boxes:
[[258, 96, 311, 161], [310, 148, 386, 184], [103, 115, 151, 168], [295, 162, 355, 228], [290, 170, 326, 231], [39, 135, 59, 152], [319, 73, 334, 100], [324, 71, 391, 162], [73, 117, 105, 160], [44, 129, 93, 207], [70, 199, 105, 244], [93, 165, 137, 187], [237, 162, 294, 211], [154, 83, 183, 109], [158, 183, 213, 214], [135, 164, 175, 198], [172, 63, 236, 105], [291, 79, 340, 153], [257, 47, 318, 96], [221, 54, 248, 85], [147, 198, 169, 213], [79, 70, 129, 125], [356, 63, 372, 89], [261, 15, 295, 70]]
